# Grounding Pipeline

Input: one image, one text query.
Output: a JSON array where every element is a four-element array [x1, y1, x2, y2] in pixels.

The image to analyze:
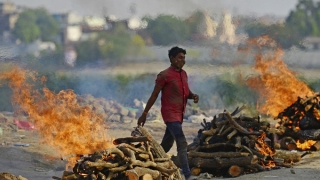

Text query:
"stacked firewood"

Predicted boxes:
[[186, 105, 283, 177], [56, 126, 182, 180], [274, 93, 320, 141]]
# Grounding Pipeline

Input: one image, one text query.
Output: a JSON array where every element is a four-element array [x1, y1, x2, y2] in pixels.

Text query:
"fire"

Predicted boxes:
[[0, 65, 113, 164], [296, 140, 316, 150], [255, 132, 275, 157], [255, 132, 276, 168], [245, 36, 314, 117]]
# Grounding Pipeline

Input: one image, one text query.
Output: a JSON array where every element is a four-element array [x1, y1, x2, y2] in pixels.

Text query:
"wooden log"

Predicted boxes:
[[279, 137, 297, 150], [217, 124, 226, 136], [202, 127, 217, 136], [138, 126, 168, 158], [142, 174, 153, 180], [227, 129, 238, 140], [228, 165, 243, 177], [145, 141, 155, 162], [198, 143, 236, 151], [137, 126, 182, 179], [154, 157, 170, 162], [126, 170, 139, 180], [126, 167, 161, 180], [189, 155, 258, 169], [274, 150, 301, 163], [120, 144, 148, 154], [190, 167, 202, 176], [109, 164, 129, 172], [219, 126, 233, 137], [130, 159, 177, 176], [85, 160, 122, 168], [98, 172, 106, 180], [225, 112, 261, 135], [113, 136, 152, 145], [100, 148, 125, 158], [311, 141, 320, 151], [137, 153, 150, 160], [188, 151, 250, 158], [118, 146, 136, 161], [235, 136, 242, 148]]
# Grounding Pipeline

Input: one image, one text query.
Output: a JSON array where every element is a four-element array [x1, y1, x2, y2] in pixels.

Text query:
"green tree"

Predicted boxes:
[[145, 15, 190, 45], [13, 8, 59, 43], [13, 10, 40, 43], [75, 24, 147, 66]]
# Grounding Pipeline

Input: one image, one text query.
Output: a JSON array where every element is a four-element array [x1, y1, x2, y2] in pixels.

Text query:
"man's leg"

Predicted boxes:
[[160, 125, 175, 153], [166, 122, 191, 179]]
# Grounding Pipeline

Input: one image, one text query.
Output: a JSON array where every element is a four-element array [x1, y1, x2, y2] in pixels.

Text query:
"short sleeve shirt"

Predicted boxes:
[[155, 66, 190, 123]]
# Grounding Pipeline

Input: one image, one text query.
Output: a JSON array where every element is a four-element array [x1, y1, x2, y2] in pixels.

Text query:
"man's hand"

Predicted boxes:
[[193, 94, 199, 103], [137, 114, 147, 126]]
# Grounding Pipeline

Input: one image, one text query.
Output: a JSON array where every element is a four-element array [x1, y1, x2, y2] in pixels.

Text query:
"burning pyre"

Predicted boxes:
[[186, 105, 279, 178]]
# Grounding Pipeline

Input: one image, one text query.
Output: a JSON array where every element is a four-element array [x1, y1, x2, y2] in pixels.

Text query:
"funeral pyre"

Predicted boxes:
[[184, 105, 283, 178], [55, 126, 182, 180], [274, 93, 320, 151]]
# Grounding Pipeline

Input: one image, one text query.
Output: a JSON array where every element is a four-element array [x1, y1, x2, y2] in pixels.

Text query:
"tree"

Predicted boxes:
[[13, 10, 40, 43], [13, 8, 59, 43], [145, 15, 190, 45], [75, 23, 147, 66]]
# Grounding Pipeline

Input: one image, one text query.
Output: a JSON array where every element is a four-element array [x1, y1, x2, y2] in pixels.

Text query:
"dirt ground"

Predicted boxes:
[[2, 114, 320, 180]]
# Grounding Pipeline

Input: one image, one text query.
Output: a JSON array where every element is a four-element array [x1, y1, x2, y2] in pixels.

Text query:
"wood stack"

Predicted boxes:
[[58, 127, 181, 180], [186, 105, 287, 177], [274, 93, 320, 150]]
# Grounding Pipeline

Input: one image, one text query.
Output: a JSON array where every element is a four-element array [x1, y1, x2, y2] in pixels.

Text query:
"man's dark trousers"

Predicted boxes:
[[160, 121, 191, 179]]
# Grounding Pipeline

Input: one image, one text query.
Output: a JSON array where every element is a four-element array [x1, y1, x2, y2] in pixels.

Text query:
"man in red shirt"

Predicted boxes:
[[137, 46, 199, 180]]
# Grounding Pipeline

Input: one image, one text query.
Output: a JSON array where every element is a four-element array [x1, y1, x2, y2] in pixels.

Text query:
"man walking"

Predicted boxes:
[[137, 46, 199, 180]]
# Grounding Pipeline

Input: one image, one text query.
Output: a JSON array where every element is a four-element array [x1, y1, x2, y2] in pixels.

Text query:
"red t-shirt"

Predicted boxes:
[[155, 66, 190, 123]]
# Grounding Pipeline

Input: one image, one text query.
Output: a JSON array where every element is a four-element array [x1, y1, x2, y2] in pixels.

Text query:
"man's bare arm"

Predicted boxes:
[[137, 85, 162, 126]]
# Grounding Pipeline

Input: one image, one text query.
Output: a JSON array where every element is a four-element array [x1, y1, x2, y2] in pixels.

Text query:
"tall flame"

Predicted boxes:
[[0, 65, 112, 157], [245, 36, 314, 117]]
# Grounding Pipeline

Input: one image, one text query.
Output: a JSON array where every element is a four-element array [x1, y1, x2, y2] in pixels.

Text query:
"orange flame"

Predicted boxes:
[[255, 132, 275, 157], [0, 66, 113, 158], [296, 140, 316, 150], [245, 36, 314, 117]]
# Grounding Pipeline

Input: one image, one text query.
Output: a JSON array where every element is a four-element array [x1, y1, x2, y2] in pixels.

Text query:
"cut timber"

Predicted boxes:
[[138, 126, 168, 158], [126, 167, 161, 180], [188, 151, 250, 158], [228, 165, 244, 177], [191, 167, 202, 176], [126, 170, 139, 180], [137, 126, 181, 179], [189, 155, 258, 169], [113, 136, 152, 145], [142, 174, 153, 180], [274, 150, 301, 163]]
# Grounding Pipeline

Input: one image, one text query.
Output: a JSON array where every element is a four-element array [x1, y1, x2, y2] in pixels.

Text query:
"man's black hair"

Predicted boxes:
[[168, 46, 186, 58]]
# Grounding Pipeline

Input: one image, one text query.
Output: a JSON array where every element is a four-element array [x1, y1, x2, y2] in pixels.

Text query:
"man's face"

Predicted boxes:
[[171, 52, 185, 70]]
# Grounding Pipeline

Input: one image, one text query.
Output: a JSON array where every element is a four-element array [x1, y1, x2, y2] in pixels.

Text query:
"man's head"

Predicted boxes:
[[168, 46, 186, 70]]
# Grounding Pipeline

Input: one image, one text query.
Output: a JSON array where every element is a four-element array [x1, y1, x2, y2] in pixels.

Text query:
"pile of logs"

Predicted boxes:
[[274, 93, 320, 150], [55, 126, 182, 180], [186, 105, 287, 177]]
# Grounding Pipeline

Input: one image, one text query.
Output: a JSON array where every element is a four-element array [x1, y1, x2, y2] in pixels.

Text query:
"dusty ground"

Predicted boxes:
[[2, 113, 320, 180]]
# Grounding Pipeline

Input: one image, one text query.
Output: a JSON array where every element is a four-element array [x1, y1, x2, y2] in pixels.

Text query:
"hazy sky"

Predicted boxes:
[[5, 0, 298, 19]]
